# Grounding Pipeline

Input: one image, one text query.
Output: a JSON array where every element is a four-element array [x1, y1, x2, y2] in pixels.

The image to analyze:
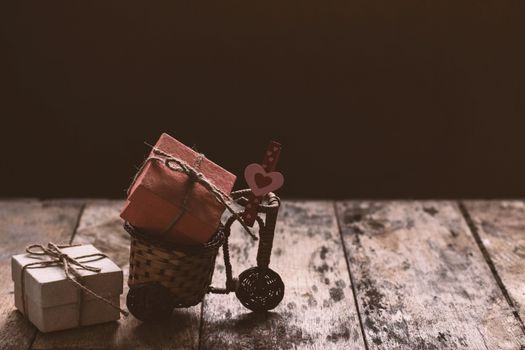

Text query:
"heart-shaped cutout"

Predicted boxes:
[[255, 173, 272, 188], [244, 163, 284, 197]]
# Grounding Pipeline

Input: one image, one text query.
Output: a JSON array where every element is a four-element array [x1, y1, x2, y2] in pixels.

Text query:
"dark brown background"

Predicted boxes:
[[1, 1, 524, 199]]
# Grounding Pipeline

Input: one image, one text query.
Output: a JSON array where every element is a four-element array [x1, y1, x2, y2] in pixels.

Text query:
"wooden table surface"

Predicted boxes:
[[1, 200, 524, 350]]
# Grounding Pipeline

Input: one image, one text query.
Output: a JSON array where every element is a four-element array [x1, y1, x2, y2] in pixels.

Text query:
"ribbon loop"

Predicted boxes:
[[25, 244, 48, 255]]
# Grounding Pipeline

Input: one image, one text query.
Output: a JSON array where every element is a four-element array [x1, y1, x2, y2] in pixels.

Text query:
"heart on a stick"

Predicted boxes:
[[244, 163, 284, 197]]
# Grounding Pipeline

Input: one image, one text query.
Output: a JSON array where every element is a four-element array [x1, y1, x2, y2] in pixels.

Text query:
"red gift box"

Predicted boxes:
[[120, 133, 236, 245]]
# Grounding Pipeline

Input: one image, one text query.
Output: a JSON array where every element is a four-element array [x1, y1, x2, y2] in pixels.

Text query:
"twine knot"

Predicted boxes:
[[129, 146, 257, 240], [25, 243, 104, 279], [188, 170, 203, 183], [20, 242, 128, 323]]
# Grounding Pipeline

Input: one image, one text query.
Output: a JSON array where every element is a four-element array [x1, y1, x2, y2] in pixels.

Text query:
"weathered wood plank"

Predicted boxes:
[[462, 201, 525, 325], [32, 201, 201, 350], [336, 201, 525, 350], [200, 201, 366, 350], [0, 200, 83, 350]]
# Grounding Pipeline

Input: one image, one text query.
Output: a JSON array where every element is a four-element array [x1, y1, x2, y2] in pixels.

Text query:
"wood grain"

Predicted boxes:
[[200, 201, 366, 350], [462, 201, 525, 324], [336, 201, 525, 350], [31, 201, 201, 350], [3, 199, 524, 350], [0, 200, 83, 350]]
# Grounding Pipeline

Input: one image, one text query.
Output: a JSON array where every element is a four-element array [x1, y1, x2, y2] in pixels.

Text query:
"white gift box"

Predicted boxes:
[[11, 244, 123, 333]]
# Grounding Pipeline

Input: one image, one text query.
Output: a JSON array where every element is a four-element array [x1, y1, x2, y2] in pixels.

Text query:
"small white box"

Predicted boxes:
[[11, 244, 123, 333]]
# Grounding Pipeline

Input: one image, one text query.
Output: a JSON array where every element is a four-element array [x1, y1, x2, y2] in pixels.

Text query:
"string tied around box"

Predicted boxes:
[[128, 144, 257, 241], [20, 242, 128, 327]]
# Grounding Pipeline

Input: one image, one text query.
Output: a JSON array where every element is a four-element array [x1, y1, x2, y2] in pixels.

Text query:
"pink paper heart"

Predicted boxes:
[[244, 163, 284, 197]]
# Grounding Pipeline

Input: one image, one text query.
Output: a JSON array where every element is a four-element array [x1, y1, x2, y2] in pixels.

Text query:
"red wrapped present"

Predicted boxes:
[[121, 133, 236, 245]]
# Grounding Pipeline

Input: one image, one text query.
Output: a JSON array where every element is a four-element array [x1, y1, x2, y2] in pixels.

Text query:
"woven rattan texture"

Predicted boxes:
[[127, 228, 223, 307]]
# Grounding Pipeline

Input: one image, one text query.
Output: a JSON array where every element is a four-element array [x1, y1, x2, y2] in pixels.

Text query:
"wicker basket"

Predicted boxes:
[[124, 222, 225, 308], [124, 189, 283, 320]]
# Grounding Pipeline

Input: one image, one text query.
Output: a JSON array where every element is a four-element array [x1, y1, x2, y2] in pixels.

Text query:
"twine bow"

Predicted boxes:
[[131, 145, 257, 240], [20, 243, 128, 323]]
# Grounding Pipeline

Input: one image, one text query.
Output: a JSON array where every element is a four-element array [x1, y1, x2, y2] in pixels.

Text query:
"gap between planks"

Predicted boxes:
[[30, 200, 366, 350], [335, 200, 525, 349], [0, 200, 84, 350], [21, 199, 525, 350], [458, 201, 525, 335], [199, 201, 366, 349], [333, 201, 370, 350], [68, 203, 86, 245]]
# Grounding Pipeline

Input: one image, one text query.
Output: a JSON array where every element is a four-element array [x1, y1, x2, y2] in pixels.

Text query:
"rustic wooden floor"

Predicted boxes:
[[1, 200, 524, 350]]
